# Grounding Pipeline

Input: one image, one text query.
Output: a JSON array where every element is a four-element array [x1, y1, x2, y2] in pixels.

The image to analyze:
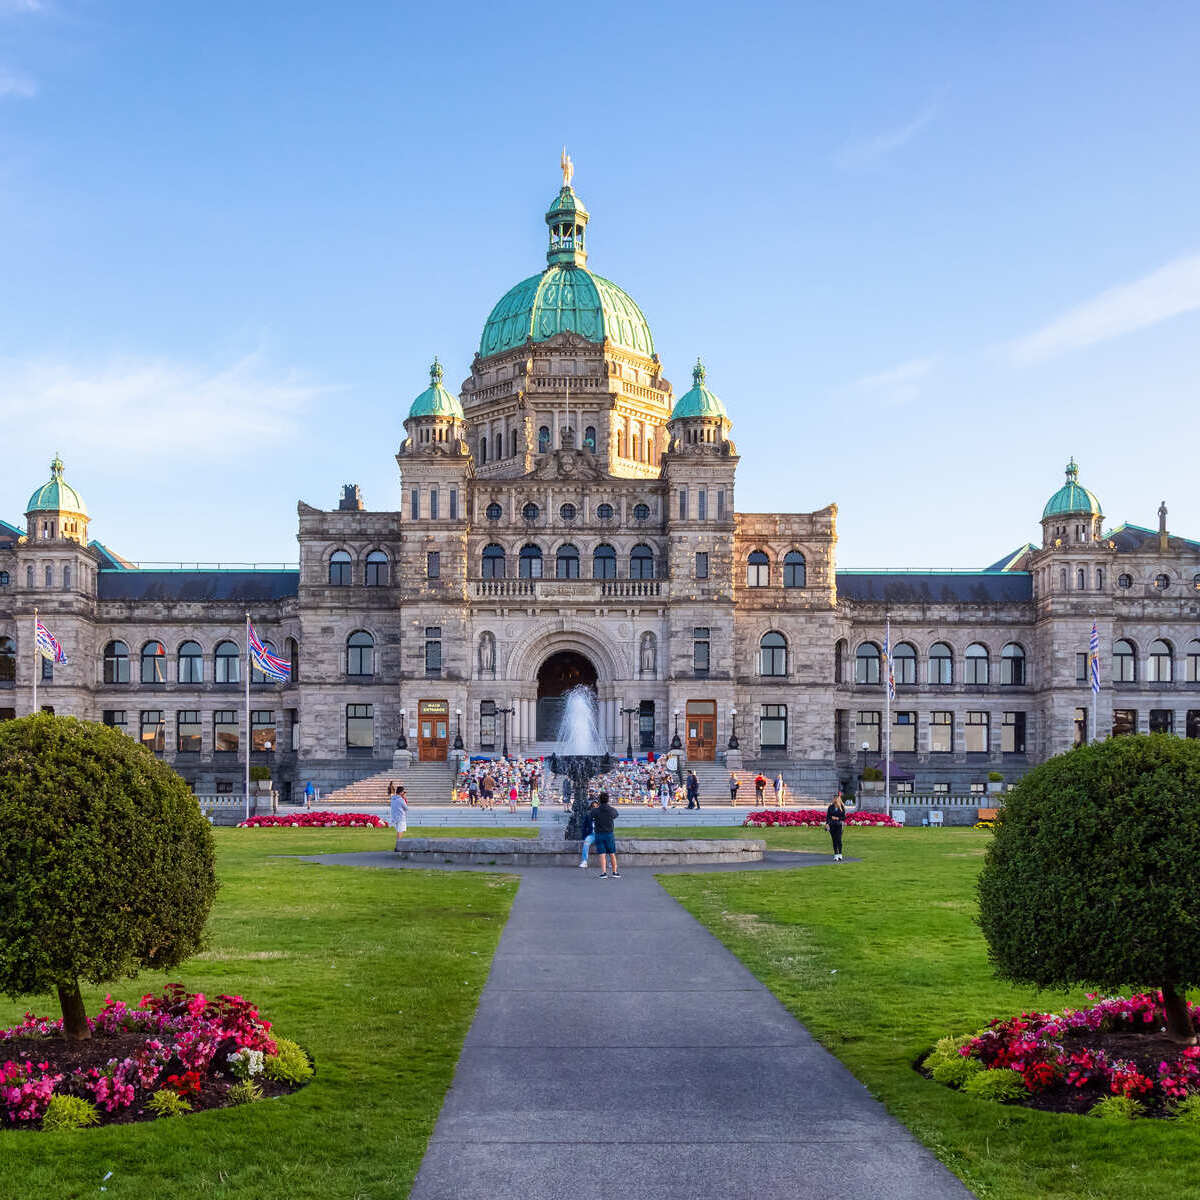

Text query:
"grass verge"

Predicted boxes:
[[654, 826, 1200, 1200], [0, 827, 516, 1200]]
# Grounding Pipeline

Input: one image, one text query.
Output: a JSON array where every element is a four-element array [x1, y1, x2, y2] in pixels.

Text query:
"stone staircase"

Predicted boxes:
[[321, 761, 455, 807], [686, 762, 827, 808]]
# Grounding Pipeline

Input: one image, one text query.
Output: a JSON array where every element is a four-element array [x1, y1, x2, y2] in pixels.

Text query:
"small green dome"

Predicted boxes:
[[1042, 458, 1102, 519], [408, 358, 464, 419], [670, 360, 727, 420], [26, 455, 87, 516]]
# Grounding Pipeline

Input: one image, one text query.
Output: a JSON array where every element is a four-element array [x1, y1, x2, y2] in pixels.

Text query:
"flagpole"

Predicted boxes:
[[884, 615, 892, 817], [244, 612, 251, 822], [1091, 620, 1098, 744], [31, 607, 38, 716]]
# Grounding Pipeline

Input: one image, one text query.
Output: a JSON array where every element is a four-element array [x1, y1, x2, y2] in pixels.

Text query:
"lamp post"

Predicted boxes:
[[498, 706, 514, 759], [860, 740, 870, 786], [397, 708, 408, 750], [453, 707, 464, 751], [728, 706, 739, 750], [621, 705, 638, 760], [670, 708, 682, 751]]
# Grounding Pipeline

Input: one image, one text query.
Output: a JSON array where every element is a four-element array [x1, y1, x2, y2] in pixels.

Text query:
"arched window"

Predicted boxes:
[[522, 502, 540, 522], [1186, 638, 1200, 683], [1060, 568, 1068, 590], [746, 550, 770, 587], [965, 643, 990, 685], [519, 544, 543, 579], [783, 551, 806, 588], [103, 640, 130, 685], [928, 642, 953, 685], [1113, 639, 1136, 682], [1118, 573, 1133, 589], [0, 636, 14, 687], [1156, 574, 1171, 590], [0, 571, 8, 588], [481, 544, 506, 579], [538, 426, 550, 454], [1148, 639, 1173, 682], [178, 641, 203, 684], [559, 503, 577, 521], [251, 639, 280, 684], [1096, 568, 1105, 591], [855, 642, 881, 685], [1077, 568, 1086, 590], [1000, 643, 1026, 686], [630, 544, 655, 579], [62, 565, 71, 590], [632, 503, 650, 521], [347, 630, 374, 676], [140, 640, 166, 684], [493, 433, 501, 462], [509, 428, 518, 457], [364, 550, 389, 587], [329, 550, 351, 586], [556, 544, 580, 579], [892, 642, 917, 684], [584, 425, 596, 452], [44, 565, 53, 588], [834, 638, 847, 684], [287, 637, 300, 683], [478, 436, 488, 465], [486, 502, 502, 521], [596, 503, 614, 521], [214, 640, 240, 683], [592, 544, 616, 579], [760, 631, 788, 676], [25, 566, 33, 589]]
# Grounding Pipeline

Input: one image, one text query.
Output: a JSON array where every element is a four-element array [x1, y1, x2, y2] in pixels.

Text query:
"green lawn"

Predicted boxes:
[[0, 828, 516, 1200], [646, 826, 1200, 1200]]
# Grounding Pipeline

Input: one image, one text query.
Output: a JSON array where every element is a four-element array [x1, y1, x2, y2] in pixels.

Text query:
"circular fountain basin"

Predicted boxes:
[[393, 836, 766, 867]]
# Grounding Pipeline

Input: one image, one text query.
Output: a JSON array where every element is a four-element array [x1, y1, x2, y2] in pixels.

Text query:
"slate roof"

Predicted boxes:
[[1104, 523, 1200, 554], [836, 571, 1033, 604], [0, 520, 23, 551], [98, 570, 299, 603]]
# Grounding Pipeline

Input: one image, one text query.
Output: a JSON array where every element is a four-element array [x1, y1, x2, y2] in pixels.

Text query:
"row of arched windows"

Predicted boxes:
[[840, 641, 1028, 687], [1113, 638, 1200, 683], [102, 639, 297, 685], [746, 550, 806, 588], [328, 550, 388, 587], [480, 543, 657, 580]]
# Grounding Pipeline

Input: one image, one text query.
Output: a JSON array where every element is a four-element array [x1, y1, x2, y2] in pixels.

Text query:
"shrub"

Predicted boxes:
[[977, 734, 1200, 1042], [0, 715, 218, 1040], [1090, 1095, 1144, 1120], [41, 1094, 99, 1132], [249, 766, 272, 783], [931, 1055, 983, 1088], [227, 1079, 263, 1105], [147, 1089, 192, 1118], [264, 1037, 313, 1084], [963, 1069, 1026, 1103], [987, 771, 1004, 782], [862, 767, 883, 782], [1170, 1094, 1200, 1124]]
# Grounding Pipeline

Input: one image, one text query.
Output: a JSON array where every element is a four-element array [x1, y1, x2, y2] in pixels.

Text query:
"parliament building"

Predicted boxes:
[[3, 169, 1200, 802]]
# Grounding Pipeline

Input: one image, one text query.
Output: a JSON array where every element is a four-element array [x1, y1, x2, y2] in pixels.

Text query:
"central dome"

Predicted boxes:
[[478, 179, 655, 359]]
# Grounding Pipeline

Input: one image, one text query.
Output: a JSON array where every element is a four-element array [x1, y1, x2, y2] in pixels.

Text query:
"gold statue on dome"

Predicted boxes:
[[561, 146, 574, 188]]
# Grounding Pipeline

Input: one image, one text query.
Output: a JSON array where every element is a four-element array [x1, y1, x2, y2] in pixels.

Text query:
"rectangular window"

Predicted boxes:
[[1076, 652, 1090, 683], [932, 782, 949, 794], [856, 710, 881, 753], [834, 709, 849, 753], [760, 704, 787, 750], [427, 551, 440, 579], [425, 628, 442, 676], [965, 711, 989, 753], [716, 490, 725, 520], [215, 779, 234, 795], [1150, 709, 1174, 734], [895, 781, 914, 794], [1188, 711, 1200, 740], [639, 699, 655, 750], [970, 782, 986, 794], [893, 711, 916, 753], [214, 710, 239, 754], [102, 709, 127, 730], [1112, 709, 1137, 737], [0, 708, 14, 721], [1002, 711, 1026, 754], [288, 708, 299, 752], [930, 711, 952, 753], [41, 657, 53, 682], [695, 551, 709, 579], [1074, 706, 1088, 746], [698, 489, 708, 520], [410, 488, 419, 519], [693, 627, 710, 675], [480, 700, 496, 750], [429, 488, 439, 520], [140, 710, 164, 754], [346, 703, 374, 750], [450, 488, 458, 520], [679, 487, 688, 519], [177, 710, 202, 753], [252, 709, 275, 753]]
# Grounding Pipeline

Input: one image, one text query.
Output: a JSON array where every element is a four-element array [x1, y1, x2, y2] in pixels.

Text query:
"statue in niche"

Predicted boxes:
[[639, 632, 656, 677], [478, 631, 496, 677]]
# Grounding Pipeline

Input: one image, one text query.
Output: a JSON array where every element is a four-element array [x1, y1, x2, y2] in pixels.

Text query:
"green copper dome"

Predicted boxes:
[[478, 180, 655, 359], [408, 358, 464, 419], [671, 360, 727, 419], [26, 455, 87, 516], [1042, 458, 1102, 519]]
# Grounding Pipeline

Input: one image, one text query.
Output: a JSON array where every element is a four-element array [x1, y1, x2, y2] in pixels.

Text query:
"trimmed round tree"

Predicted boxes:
[[0, 714, 217, 1041], [978, 733, 1200, 1042]]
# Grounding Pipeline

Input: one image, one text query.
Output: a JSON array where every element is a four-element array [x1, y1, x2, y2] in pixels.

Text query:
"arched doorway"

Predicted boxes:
[[536, 650, 597, 741]]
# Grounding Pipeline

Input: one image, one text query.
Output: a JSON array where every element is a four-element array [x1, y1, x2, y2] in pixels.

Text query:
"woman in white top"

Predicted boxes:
[[389, 785, 408, 836]]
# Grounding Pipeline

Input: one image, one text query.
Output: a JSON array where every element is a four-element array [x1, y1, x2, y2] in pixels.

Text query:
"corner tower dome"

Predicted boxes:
[[27, 454, 88, 517], [1042, 458, 1102, 519], [408, 357, 464, 419], [671, 359, 728, 420], [478, 164, 655, 359]]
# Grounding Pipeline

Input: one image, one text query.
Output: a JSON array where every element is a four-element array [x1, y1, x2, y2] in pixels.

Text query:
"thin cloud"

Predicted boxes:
[[835, 101, 939, 171], [0, 1, 44, 12], [1010, 252, 1200, 365], [0, 68, 35, 97], [851, 355, 937, 406]]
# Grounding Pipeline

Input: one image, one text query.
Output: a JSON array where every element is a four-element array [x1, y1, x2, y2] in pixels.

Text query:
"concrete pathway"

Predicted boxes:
[[387, 859, 976, 1200]]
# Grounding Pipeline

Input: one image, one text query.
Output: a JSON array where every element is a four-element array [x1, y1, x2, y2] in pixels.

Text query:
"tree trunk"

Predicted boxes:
[[1161, 981, 1197, 1045], [57, 980, 91, 1042]]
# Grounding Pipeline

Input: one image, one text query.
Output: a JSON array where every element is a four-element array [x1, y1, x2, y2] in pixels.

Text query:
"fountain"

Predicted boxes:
[[548, 687, 611, 840]]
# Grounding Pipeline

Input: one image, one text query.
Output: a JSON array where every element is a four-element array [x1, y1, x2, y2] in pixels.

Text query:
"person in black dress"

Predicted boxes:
[[826, 792, 846, 861]]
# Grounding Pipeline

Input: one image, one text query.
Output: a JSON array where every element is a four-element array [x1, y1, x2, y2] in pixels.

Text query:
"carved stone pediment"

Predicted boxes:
[[528, 448, 609, 481]]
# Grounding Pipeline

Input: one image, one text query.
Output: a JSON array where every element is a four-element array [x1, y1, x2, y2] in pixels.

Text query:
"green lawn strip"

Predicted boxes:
[[0, 828, 517, 1200], [655, 828, 1200, 1200]]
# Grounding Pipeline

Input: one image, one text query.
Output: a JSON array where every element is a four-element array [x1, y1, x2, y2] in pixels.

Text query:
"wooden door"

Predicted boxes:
[[418, 700, 450, 762], [686, 700, 716, 761]]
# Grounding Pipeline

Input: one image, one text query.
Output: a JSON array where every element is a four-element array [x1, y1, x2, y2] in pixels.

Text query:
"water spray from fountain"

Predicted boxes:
[[549, 685, 611, 838]]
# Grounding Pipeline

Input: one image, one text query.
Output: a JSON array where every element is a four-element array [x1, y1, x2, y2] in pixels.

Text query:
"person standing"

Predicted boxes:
[[530, 777, 540, 822], [508, 782, 518, 815], [658, 779, 671, 811], [390, 784, 408, 837], [686, 770, 700, 809], [826, 792, 846, 861], [578, 799, 599, 868], [754, 773, 767, 804], [728, 772, 740, 806], [591, 791, 620, 878], [304, 779, 315, 809], [773, 772, 785, 807]]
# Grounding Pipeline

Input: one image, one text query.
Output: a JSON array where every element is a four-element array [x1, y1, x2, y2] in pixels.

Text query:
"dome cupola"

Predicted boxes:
[[670, 359, 727, 420], [25, 454, 89, 544], [1040, 458, 1103, 548], [667, 360, 734, 456], [401, 359, 468, 458], [407, 357, 464, 420]]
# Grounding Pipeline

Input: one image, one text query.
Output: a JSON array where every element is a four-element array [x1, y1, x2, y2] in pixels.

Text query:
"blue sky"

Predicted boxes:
[[2, 1, 1198, 567]]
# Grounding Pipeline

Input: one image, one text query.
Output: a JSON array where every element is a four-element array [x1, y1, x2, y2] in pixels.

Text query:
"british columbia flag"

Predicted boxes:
[[248, 621, 290, 683], [35, 619, 67, 664]]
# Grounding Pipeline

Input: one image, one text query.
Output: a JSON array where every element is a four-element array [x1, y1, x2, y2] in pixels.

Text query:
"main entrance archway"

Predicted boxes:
[[536, 650, 597, 741]]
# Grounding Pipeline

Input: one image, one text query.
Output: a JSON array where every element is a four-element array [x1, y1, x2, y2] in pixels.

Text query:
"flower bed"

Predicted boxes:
[[0, 985, 313, 1129], [238, 811, 386, 828], [922, 992, 1200, 1118], [742, 809, 900, 828]]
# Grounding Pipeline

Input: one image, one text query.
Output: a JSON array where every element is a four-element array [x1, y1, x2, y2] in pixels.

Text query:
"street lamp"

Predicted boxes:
[[621, 705, 638, 760], [728, 706, 739, 750], [860, 740, 870, 783], [497, 706, 514, 759], [670, 708, 681, 751], [453, 707, 464, 750], [397, 708, 408, 750]]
